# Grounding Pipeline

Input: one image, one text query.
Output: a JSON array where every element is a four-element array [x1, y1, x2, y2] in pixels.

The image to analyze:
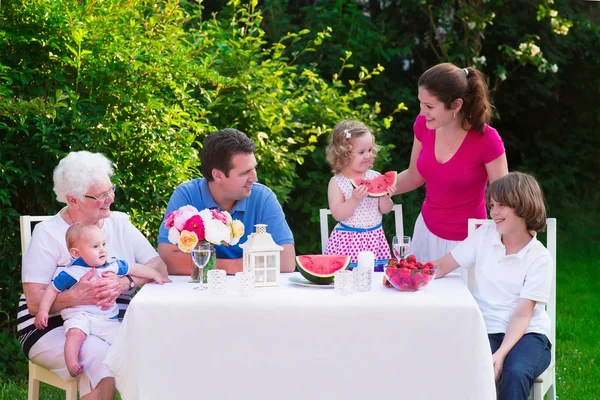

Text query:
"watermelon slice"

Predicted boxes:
[[350, 171, 398, 198], [296, 255, 351, 285]]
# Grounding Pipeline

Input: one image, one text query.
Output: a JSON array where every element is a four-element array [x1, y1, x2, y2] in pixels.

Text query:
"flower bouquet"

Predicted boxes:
[[165, 205, 245, 282], [382, 255, 436, 292]]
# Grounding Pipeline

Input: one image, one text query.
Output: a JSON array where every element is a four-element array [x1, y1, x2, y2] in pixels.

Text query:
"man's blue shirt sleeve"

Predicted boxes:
[[260, 191, 294, 245]]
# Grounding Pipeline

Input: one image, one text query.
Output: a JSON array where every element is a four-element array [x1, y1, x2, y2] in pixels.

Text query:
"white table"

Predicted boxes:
[[105, 273, 495, 400]]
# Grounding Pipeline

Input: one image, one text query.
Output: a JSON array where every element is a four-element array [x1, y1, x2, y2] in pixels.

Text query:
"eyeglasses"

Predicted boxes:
[[84, 184, 116, 201]]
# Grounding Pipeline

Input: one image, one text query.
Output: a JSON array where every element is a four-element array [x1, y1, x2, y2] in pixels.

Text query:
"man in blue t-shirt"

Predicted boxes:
[[158, 128, 296, 275]]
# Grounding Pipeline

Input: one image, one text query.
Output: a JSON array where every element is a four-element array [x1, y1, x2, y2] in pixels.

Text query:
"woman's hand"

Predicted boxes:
[[94, 273, 125, 310], [68, 268, 122, 310], [68, 269, 103, 306]]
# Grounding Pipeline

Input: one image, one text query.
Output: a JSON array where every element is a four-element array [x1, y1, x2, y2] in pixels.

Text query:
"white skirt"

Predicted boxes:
[[29, 327, 114, 396], [410, 213, 462, 262]]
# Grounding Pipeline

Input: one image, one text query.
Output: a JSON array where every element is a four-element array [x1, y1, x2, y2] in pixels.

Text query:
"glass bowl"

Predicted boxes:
[[383, 263, 437, 292]]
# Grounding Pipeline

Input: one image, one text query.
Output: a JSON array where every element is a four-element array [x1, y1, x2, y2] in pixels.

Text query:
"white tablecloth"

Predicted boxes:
[[105, 273, 495, 400]]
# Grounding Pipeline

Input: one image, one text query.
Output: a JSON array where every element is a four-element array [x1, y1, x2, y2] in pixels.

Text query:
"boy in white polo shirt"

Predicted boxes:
[[434, 172, 552, 400]]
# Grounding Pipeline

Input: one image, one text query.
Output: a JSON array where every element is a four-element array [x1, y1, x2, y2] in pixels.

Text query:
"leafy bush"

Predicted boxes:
[[261, 0, 600, 235], [0, 0, 404, 377]]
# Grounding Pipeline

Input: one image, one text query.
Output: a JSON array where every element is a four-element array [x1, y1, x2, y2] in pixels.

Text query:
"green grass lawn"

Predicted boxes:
[[2, 220, 598, 400], [554, 229, 600, 399]]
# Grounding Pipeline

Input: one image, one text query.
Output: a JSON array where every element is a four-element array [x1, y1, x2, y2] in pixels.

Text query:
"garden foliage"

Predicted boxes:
[[0, 0, 401, 376], [1, 0, 599, 381]]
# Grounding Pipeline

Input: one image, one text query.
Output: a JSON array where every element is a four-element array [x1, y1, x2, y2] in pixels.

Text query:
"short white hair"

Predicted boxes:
[[53, 151, 114, 203]]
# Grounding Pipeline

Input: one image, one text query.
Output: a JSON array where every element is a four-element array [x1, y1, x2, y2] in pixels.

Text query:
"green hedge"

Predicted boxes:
[[0, 0, 406, 376]]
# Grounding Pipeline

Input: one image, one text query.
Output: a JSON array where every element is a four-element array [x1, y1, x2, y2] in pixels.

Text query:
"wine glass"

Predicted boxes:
[[392, 236, 411, 260], [191, 241, 212, 290]]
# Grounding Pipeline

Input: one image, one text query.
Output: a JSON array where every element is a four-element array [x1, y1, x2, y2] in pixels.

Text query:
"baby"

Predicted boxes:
[[34, 223, 165, 377]]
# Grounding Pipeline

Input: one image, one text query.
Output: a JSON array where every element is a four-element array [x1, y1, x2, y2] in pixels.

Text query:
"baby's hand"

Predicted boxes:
[[34, 312, 48, 330], [351, 185, 369, 202]]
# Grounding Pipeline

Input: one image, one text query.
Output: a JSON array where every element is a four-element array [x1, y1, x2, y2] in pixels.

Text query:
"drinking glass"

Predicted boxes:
[[236, 271, 255, 297], [208, 269, 227, 294], [392, 236, 412, 259], [353, 267, 372, 292], [191, 241, 212, 290], [334, 270, 354, 296]]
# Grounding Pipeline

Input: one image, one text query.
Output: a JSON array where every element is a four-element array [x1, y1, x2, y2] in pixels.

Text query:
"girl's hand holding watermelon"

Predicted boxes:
[[351, 185, 369, 202], [385, 184, 396, 198]]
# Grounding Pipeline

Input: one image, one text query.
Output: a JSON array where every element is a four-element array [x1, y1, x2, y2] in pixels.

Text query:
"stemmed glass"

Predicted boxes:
[[191, 241, 212, 290], [392, 236, 412, 260]]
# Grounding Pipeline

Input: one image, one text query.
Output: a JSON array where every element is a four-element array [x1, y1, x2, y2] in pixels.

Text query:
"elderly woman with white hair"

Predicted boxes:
[[18, 151, 167, 399]]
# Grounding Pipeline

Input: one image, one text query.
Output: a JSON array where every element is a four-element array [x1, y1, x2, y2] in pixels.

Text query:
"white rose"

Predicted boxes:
[[199, 209, 213, 222], [204, 220, 232, 245], [168, 227, 181, 245]]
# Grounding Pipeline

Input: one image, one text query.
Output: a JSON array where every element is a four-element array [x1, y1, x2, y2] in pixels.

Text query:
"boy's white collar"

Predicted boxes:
[[492, 230, 538, 259]]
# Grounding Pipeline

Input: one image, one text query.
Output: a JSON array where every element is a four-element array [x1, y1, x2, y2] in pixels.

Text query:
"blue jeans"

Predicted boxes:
[[488, 333, 551, 400]]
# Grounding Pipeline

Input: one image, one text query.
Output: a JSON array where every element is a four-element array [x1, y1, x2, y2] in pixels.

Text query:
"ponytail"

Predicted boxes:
[[461, 67, 492, 133], [418, 63, 492, 134]]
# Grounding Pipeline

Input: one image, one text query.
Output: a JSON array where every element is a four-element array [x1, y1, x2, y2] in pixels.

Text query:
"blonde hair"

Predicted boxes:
[[487, 172, 547, 232], [325, 119, 380, 174], [66, 223, 101, 250]]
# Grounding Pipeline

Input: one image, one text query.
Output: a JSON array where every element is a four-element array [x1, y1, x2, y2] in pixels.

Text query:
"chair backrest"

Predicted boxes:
[[320, 204, 404, 253], [20, 215, 52, 254], [467, 218, 557, 363]]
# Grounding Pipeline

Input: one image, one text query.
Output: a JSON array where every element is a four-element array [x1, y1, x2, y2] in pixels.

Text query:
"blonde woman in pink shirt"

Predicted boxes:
[[394, 63, 508, 261]]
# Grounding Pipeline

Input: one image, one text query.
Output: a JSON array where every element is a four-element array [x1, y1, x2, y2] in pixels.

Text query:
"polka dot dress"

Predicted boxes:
[[325, 170, 391, 264]]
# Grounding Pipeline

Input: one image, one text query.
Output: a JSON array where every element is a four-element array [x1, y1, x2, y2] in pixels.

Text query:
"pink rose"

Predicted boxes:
[[165, 210, 180, 229], [174, 209, 199, 231], [210, 209, 229, 225], [182, 215, 205, 242]]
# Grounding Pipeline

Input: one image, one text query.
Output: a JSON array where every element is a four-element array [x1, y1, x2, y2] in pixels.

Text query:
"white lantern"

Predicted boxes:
[[239, 224, 283, 287]]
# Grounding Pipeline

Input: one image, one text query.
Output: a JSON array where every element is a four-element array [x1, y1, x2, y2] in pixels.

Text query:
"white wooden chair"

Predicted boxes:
[[20, 215, 79, 400], [319, 204, 404, 253], [467, 218, 557, 400]]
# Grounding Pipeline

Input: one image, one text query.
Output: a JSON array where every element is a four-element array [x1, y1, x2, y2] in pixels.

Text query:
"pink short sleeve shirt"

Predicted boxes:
[[414, 115, 505, 240]]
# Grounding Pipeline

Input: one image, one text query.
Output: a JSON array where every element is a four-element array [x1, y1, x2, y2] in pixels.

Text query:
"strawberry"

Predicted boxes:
[[406, 254, 417, 264], [423, 272, 435, 284], [406, 263, 417, 270], [387, 258, 398, 267], [385, 266, 398, 278], [399, 277, 412, 290], [412, 271, 426, 290], [397, 268, 411, 280]]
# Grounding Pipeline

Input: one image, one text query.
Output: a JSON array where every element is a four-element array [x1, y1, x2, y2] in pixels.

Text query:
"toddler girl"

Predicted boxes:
[[324, 119, 395, 269]]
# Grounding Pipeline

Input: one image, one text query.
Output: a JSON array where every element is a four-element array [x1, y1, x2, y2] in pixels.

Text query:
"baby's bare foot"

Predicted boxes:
[[68, 363, 84, 377]]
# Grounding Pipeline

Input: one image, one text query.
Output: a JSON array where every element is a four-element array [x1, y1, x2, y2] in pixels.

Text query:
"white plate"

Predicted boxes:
[[288, 274, 334, 288]]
